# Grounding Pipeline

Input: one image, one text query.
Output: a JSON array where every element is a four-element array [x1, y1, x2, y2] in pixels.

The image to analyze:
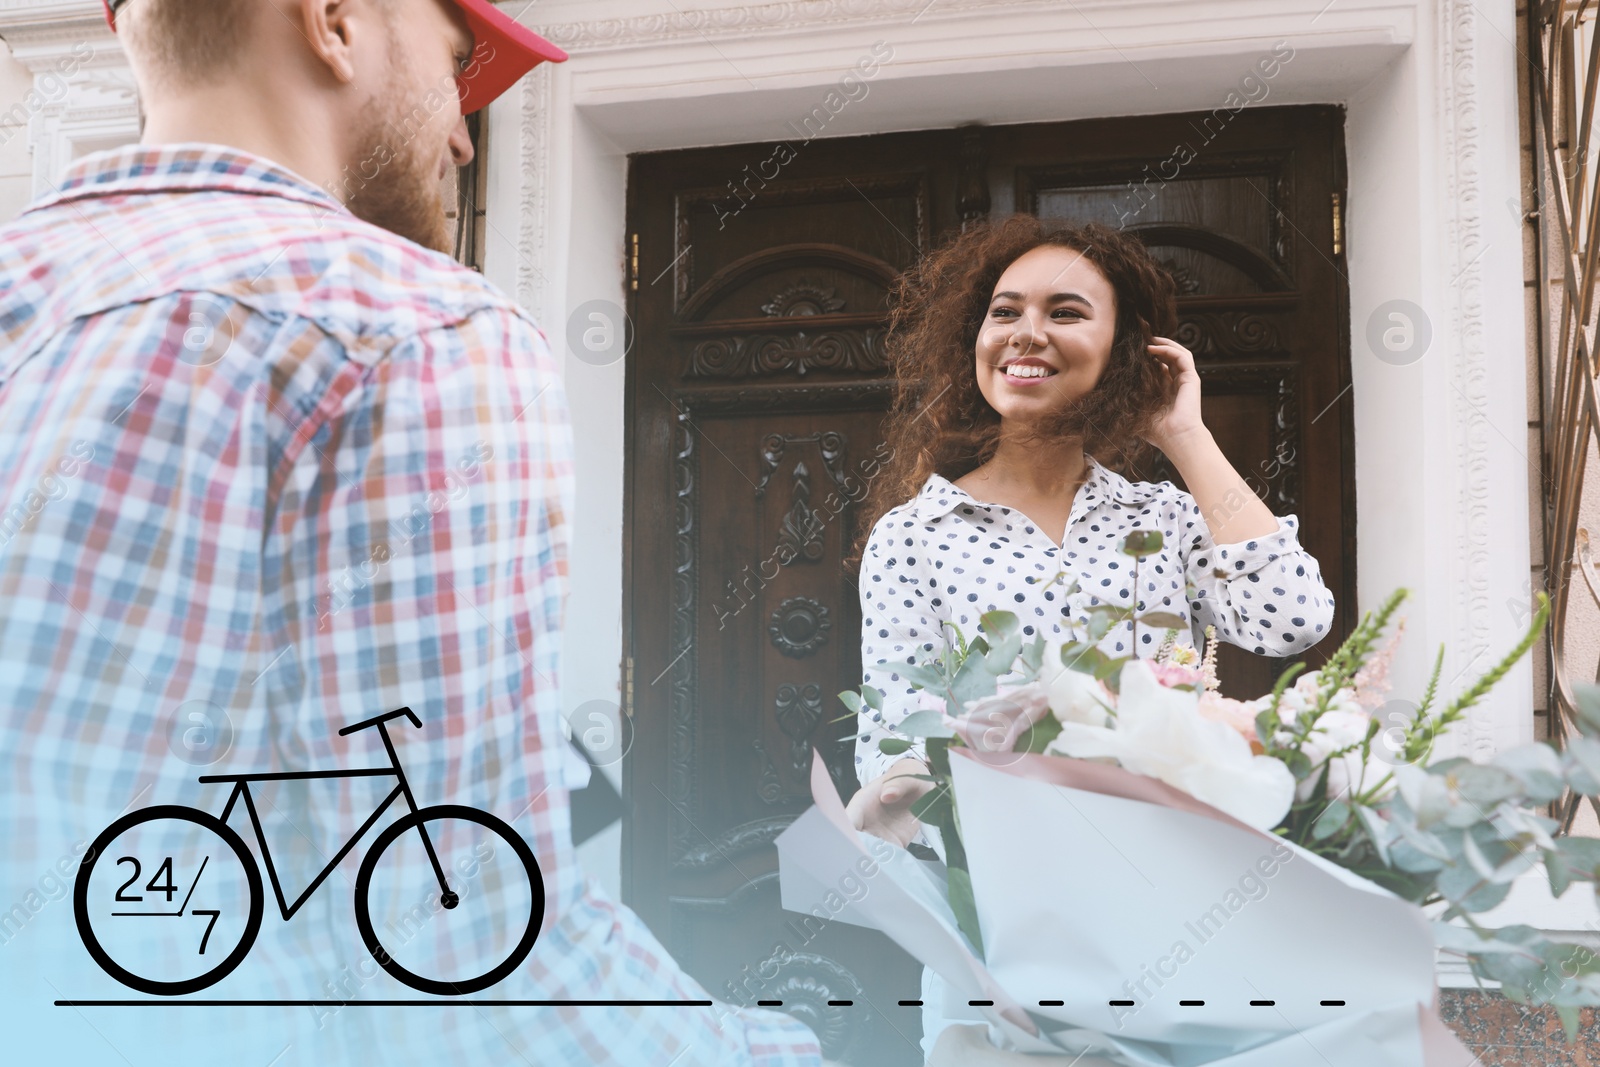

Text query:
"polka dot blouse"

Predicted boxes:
[[854, 456, 1336, 785]]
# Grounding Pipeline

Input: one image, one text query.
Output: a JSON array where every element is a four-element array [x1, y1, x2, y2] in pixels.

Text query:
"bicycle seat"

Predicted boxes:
[[338, 707, 423, 736]]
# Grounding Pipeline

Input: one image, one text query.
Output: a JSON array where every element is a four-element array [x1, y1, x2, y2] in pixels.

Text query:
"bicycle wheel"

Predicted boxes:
[[75, 805, 263, 996], [354, 805, 544, 995]]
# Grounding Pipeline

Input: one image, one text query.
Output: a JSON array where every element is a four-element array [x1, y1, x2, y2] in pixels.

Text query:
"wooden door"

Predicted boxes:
[[622, 106, 1352, 1064]]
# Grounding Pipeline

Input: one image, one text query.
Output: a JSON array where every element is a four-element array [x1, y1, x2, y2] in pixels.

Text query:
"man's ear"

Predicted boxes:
[[297, 0, 361, 84]]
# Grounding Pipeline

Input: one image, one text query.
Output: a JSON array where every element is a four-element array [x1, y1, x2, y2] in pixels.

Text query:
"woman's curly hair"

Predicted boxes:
[[847, 215, 1180, 568]]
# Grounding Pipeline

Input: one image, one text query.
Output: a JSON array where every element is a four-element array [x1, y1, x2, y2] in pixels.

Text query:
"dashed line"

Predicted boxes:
[[727, 996, 1348, 1009]]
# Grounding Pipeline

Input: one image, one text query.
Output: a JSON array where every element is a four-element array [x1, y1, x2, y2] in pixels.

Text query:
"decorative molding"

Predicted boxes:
[[1439, 0, 1494, 761], [774, 464, 827, 563], [769, 597, 832, 657], [762, 281, 845, 316], [755, 431, 849, 497], [676, 814, 796, 868], [526, 0, 1201, 53], [744, 950, 864, 1059], [688, 329, 886, 377], [773, 683, 825, 771], [680, 381, 893, 416], [956, 123, 990, 227], [1172, 310, 1287, 358], [667, 408, 699, 859], [515, 62, 553, 320], [1159, 257, 1204, 295]]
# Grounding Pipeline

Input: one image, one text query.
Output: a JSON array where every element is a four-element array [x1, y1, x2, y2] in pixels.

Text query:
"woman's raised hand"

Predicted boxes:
[[844, 757, 936, 848], [1144, 336, 1208, 454]]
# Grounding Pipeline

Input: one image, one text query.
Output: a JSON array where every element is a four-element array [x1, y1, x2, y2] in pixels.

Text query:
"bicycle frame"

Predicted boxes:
[[197, 719, 451, 923]]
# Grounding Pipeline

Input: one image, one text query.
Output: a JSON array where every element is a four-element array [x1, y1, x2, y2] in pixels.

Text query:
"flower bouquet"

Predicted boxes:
[[776, 530, 1600, 1065]]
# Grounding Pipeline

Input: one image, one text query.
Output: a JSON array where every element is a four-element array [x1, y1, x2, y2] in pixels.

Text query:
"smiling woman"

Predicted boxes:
[[845, 215, 1337, 1058]]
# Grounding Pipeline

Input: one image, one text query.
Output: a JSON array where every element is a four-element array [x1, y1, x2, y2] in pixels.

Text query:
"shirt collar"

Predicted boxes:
[[25, 142, 350, 219], [911, 454, 1160, 521]]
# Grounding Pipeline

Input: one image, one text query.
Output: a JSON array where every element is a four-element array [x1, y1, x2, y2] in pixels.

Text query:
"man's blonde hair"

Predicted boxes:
[[120, 0, 254, 87]]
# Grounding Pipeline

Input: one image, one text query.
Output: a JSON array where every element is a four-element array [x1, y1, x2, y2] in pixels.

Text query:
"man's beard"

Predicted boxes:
[[344, 54, 455, 254]]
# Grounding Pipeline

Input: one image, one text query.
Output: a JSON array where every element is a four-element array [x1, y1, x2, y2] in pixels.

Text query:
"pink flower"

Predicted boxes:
[[1352, 618, 1406, 712], [1147, 660, 1203, 689], [1197, 692, 1262, 751], [946, 683, 1052, 754]]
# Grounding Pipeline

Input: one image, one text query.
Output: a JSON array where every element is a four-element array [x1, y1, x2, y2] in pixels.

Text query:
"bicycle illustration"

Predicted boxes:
[[73, 708, 544, 997]]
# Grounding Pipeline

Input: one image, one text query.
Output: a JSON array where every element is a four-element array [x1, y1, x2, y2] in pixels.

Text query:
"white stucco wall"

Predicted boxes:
[[0, 38, 36, 220]]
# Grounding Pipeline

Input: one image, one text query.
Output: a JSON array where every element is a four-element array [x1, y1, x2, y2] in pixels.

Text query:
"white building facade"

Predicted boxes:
[[2, 0, 1594, 1004]]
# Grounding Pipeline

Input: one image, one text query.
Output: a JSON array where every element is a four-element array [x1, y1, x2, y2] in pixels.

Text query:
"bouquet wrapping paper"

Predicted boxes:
[[776, 751, 1481, 1066]]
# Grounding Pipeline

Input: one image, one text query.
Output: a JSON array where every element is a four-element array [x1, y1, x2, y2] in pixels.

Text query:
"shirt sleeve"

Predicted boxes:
[[264, 307, 821, 1065], [1177, 493, 1335, 657], [855, 509, 943, 786]]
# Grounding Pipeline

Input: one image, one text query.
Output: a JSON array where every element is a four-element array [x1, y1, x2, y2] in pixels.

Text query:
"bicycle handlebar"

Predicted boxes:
[[338, 707, 423, 737]]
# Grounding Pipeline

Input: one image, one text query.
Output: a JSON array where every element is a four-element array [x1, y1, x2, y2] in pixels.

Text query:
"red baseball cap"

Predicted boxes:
[[101, 0, 566, 115]]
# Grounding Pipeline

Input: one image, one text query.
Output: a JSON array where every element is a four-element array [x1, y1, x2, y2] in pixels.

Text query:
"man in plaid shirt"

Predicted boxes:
[[0, 0, 823, 1064]]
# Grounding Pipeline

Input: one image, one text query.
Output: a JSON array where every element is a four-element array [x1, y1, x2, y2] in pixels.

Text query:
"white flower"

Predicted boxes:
[[1038, 651, 1113, 727], [1046, 660, 1295, 830], [1167, 644, 1200, 667], [1269, 672, 1380, 802]]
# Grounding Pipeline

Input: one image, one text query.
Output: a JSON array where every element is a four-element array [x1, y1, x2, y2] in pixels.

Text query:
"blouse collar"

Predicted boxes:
[[909, 454, 1161, 522]]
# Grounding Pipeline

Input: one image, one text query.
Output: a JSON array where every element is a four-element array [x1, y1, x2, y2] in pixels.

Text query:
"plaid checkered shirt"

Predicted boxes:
[[0, 143, 822, 1067]]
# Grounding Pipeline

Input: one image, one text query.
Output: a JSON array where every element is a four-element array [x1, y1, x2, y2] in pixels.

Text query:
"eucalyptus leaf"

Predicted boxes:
[[984, 633, 1024, 674], [1120, 529, 1164, 557], [1018, 713, 1064, 754], [1457, 877, 1515, 913], [899, 662, 948, 692], [1544, 847, 1573, 899], [1554, 837, 1600, 882], [838, 690, 864, 716], [1430, 920, 1532, 955], [1449, 763, 1525, 809], [1563, 736, 1600, 797], [1492, 743, 1567, 803], [979, 610, 1021, 641], [1573, 683, 1600, 738], [1388, 837, 1447, 873], [1390, 816, 1452, 867], [895, 709, 956, 739], [1084, 606, 1127, 642], [1092, 654, 1125, 685], [862, 685, 883, 711], [1312, 799, 1351, 840], [950, 653, 1000, 709], [878, 737, 912, 757], [1136, 611, 1189, 631], [1280, 750, 1312, 782], [1558, 1004, 1582, 1044], [1354, 805, 1392, 866], [1461, 832, 1536, 885]]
